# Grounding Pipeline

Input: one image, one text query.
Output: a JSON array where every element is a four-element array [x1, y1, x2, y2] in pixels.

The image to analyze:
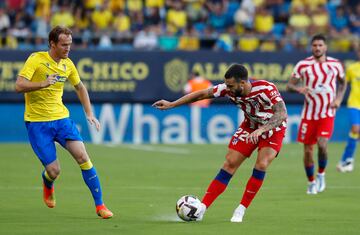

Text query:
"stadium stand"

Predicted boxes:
[[0, 0, 359, 51]]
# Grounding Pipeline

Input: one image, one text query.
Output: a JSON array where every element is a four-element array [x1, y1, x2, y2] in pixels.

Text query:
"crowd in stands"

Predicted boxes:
[[0, 0, 359, 52]]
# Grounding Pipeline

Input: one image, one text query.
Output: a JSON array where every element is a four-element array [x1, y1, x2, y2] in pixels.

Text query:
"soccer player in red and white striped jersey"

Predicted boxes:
[[153, 64, 287, 222], [287, 34, 347, 194]]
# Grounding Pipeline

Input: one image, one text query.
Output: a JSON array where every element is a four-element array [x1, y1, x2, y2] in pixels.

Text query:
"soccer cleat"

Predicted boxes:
[[336, 160, 354, 173], [306, 181, 317, 195], [230, 204, 246, 223], [96, 204, 113, 219], [43, 183, 56, 208], [316, 173, 326, 193], [195, 203, 207, 221]]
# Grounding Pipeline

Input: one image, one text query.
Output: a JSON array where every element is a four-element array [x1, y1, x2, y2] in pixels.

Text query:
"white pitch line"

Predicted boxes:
[[104, 144, 191, 155]]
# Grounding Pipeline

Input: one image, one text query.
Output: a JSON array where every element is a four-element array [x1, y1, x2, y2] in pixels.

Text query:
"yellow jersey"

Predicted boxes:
[[18, 51, 81, 122], [346, 62, 360, 109]]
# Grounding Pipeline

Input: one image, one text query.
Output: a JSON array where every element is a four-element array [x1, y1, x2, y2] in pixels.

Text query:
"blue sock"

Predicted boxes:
[[341, 135, 357, 162], [42, 170, 54, 189], [215, 169, 233, 185], [252, 168, 266, 180], [80, 161, 103, 206], [318, 159, 327, 173], [305, 165, 314, 181]]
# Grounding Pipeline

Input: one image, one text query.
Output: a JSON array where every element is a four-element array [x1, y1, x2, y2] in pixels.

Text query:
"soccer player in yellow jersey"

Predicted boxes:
[[15, 26, 113, 219], [337, 49, 360, 172]]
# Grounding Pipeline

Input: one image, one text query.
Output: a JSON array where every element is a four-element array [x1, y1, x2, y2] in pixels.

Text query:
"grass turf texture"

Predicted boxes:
[[0, 143, 359, 235]]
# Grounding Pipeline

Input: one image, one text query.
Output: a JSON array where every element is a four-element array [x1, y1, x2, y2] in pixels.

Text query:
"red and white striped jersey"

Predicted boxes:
[[292, 56, 345, 120], [213, 80, 285, 129]]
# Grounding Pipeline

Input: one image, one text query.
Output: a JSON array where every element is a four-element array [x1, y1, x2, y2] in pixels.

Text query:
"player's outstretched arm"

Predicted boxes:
[[153, 88, 214, 110], [74, 81, 100, 131], [15, 74, 58, 93]]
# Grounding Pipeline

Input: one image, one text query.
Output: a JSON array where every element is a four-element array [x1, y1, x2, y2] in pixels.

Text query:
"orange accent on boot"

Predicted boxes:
[[96, 204, 113, 219], [43, 183, 56, 208]]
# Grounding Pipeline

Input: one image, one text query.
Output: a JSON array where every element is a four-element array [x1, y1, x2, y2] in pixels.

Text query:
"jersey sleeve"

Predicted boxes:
[[18, 53, 38, 81], [266, 83, 283, 105], [67, 59, 81, 86], [212, 83, 228, 98], [291, 61, 303, 80]]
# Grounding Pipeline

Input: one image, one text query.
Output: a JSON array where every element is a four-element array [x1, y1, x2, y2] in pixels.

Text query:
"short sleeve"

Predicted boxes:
[[67, 59, 81, 86], [291, 61, 303, 80], [266, 83, 283, 105], [18, 53, 38, 81], [212, 83, 228, 98]]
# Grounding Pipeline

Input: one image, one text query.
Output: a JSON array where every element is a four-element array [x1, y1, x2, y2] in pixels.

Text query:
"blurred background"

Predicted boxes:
[[0, 0, 358, 144]]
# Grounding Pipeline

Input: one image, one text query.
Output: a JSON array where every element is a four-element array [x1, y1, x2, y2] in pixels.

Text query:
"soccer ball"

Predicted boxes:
[[176, 195, 203, 221]]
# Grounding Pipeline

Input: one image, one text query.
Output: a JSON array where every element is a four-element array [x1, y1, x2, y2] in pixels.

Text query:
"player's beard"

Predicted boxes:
[[313, 51, 324, 59], [234, 88, 243, 97]]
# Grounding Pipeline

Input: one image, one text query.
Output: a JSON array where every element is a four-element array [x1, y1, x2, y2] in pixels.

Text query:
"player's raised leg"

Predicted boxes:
[[231, 147, 276, 223], [25, 121, 60, 208], [199, 149, 247, 220], [66, 140, 113, 219]]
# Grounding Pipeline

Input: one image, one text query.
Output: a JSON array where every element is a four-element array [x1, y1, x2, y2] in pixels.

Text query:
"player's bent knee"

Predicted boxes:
[[75, 151, 90, 164], [47, 168, 60, 179], [45, 163, 61, 179], [223, 160, 238, 173]]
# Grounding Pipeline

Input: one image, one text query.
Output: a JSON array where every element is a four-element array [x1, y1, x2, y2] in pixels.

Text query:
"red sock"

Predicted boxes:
[[240, 176, 264, 208], [202, 179, 228, 208]]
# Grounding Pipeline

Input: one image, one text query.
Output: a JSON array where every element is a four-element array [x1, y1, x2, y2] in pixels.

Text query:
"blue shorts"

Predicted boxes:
[[348, 108, 360, 126], [25, 118, 83, 166]]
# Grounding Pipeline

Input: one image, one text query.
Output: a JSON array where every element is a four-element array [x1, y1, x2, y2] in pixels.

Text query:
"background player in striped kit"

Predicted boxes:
[[153, 64, 287, 222], [287, 34, 347, 194]]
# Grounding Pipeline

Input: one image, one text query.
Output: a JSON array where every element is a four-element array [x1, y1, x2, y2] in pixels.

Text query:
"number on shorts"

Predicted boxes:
[[234, 128, 249, 141], [301, 123, 308, 134]]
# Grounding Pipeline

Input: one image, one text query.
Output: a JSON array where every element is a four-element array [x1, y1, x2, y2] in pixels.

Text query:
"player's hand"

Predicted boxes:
[[246, 128, 264, 144], [46, 73, 59, 85], [297, 87, 311, 96], [87, 115, 101, 131], [152, 100, 174, 110], [42, 73, 59, 87], [330, 99, 341, 109]]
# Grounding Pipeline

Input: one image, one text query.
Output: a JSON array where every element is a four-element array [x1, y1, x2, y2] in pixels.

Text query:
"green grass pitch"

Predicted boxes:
[[0, 143, 359, 235]]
